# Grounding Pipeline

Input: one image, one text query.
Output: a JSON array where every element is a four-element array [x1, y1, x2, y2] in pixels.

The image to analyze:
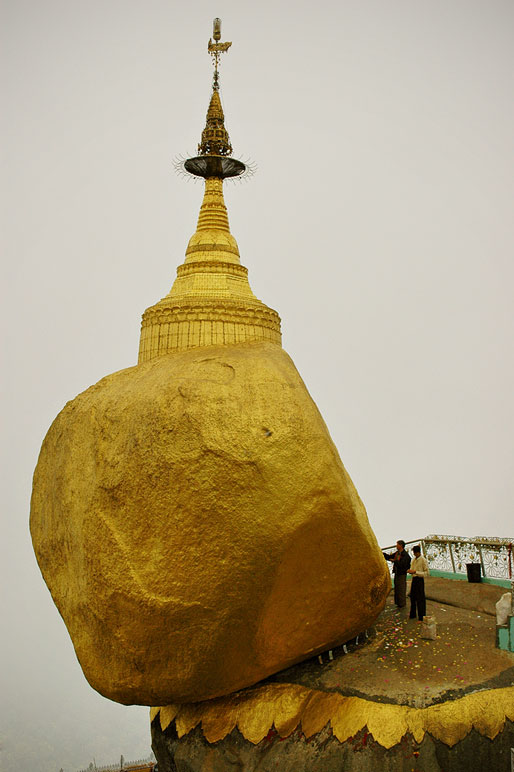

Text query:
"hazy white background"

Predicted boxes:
[[2, 0, 513, 769]]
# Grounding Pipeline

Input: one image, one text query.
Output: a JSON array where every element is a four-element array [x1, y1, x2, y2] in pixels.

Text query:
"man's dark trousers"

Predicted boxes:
[[409, 576, 426, 620], [394, 574, 407, 607]]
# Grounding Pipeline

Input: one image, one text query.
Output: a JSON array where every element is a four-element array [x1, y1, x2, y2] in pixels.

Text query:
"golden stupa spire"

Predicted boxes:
[[198, 89, 232, 157], [138, 18, 281, 363]]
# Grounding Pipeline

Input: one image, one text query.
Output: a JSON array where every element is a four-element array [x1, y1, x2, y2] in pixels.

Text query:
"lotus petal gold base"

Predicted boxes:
[[151, 683, 514, 749]]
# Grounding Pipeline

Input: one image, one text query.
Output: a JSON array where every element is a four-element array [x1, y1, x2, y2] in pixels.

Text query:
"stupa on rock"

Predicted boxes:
[[30, 18, 390, 707], [138, 22, 281, 361]]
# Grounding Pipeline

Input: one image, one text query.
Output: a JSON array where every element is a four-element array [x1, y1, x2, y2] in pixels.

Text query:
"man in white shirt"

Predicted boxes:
[[407, 545, 430, 620]]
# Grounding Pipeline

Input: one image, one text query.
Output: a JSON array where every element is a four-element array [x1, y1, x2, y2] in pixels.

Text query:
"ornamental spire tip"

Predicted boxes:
[[208, 18, 232, 91], [182, 18, 246, 180]]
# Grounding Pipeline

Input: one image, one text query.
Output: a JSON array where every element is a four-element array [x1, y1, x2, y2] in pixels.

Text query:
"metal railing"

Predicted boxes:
[[382, 535, 513, 580], [76, 756, 155, 772]]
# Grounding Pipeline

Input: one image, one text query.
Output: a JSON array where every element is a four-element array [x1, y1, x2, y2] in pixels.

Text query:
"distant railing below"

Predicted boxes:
[[76, 757, 155, 772], [381, 535, 513, 581]]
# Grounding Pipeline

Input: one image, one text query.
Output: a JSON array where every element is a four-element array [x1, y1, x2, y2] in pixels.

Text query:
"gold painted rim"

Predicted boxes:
[[150, 683, 514, 749]]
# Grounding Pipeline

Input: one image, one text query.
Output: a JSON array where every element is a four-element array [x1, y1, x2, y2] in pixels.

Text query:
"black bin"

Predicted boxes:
[[466, 563, 481, 583]]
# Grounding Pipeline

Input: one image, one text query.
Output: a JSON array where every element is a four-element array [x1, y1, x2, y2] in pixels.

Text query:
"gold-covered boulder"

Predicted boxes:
[[30, 342, 390, 705]]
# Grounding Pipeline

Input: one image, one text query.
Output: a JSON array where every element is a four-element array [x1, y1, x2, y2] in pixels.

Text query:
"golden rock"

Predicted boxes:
[[30, 341, 389, 705], [30, 20, 390, 707]]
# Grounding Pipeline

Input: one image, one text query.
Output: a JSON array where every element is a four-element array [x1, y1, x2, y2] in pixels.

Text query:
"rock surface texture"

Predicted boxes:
[[30, 342, 389, 705]]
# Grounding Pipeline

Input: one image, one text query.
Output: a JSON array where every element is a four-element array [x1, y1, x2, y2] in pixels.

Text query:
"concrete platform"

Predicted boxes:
[[268, 590, 514, 708], [151, 580, 514, 771]]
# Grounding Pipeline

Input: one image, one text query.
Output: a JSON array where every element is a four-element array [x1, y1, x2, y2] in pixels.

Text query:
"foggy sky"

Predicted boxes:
[[2, 1, 513, 769]]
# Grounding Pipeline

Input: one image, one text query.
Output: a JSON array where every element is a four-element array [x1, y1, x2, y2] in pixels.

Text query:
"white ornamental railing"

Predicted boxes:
[[381, 535, 513, 580]]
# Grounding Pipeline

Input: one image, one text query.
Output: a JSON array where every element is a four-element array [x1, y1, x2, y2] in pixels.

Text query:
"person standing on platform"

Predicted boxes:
[[408, 545, 430, 620], [383, 540, 411, 608]]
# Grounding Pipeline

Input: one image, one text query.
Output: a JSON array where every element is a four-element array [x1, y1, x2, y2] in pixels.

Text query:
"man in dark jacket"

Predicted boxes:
[[383, 540, 411, 608]]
